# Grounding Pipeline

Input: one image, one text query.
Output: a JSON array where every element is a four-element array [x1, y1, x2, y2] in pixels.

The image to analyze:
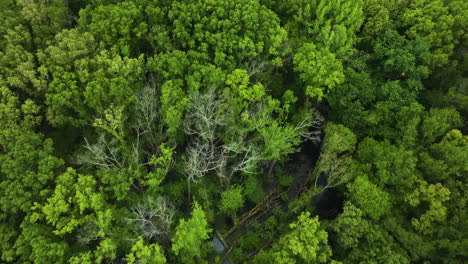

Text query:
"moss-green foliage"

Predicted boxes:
[[243, 175, 265, 203], [0, 0, 466, 263], [220, 185, 245, 216]]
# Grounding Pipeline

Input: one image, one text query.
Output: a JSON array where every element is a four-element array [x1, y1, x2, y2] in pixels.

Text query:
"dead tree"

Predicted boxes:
[[75, 135, 125, 170], [126, 196, 175, 240]]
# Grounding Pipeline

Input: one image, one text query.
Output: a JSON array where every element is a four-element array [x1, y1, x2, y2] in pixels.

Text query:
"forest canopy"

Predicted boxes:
[[0, 0, 467, 263]]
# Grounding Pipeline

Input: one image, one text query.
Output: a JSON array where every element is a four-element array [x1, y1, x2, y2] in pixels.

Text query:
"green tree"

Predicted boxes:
[[420, 107, 463, 143], [293, 43, 344, 101], [312, 123, 357, 189], [0, 130, 63, 215], [11, 223, 69, 264], [16, 0, 69, 48], [330, 202, 369, 250], [347, 175, 391, 220], [370, 29, 430, 91], [256, 212, 332, 264], [79, 1, 148, 56], [0, 26, 47, 96], [400, 0, 457, 68], [356, 138, 419, 189], [40, 29, 145, 127], [172, 201, 212, 263], [219, 185, 245, 217], [271, 0, 364, 55], [126, 237, 166, 264], [405, 180, 450, 234], [424, 129, 468, 180]]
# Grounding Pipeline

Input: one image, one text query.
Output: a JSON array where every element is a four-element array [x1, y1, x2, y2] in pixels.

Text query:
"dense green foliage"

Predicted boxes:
[[0, 0, 466, 263]]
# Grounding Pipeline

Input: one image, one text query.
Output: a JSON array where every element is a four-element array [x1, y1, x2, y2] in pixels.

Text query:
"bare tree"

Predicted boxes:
[[126, 196, 175, 240], [245, 58, 267, 78], [182, 91, 322, 188], [76, 222, 101, 245], [184, 138, 225, 184], [182, 92, 227, 185], [133, 83, 164, 153], [220, 142, 262, 185], [183, 91, 226, 140], [75, 135, 125, 170], [182, 91, 267, 188]]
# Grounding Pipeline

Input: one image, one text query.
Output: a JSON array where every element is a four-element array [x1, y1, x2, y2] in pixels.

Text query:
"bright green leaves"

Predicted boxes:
[[220, 185, 245, 217], [30, 167, 132, 263], [42, 29, 145, 126], [0, 0, 21, 50], [447, 0, 468, 43], [223, 69, 256, 115], [69, 252, 94, 264], [248, 93, 309, 162], [0, 131, 63, 214], [347, 175, 391, 220], [0, 25, 47, 96], [45, 68, 85, 126], [276, 0, 364, 54], [421, 107, 463, 143], [36, 168, 107, 235], [312, 123, 356, 189], [79, 1, 147, 56], [40, 29, 96, 126], [405, 181, 450, 234], [256, 212, 332, 264], [37, 168, 84, 235], [164, 0, 287, 71], [361, 0, 393, 39], [81, 50, 145, 113], [293, 43, 344, 101], [39, 29, 97, 71], [94, 105, 127, 143], [400, 0, 458, 68], [160, 80, 190, 137], [0, 220, 18, 262], [0, 73, 66, 263], [431, 130, 467, 178], [41, 28, 145, 126], [147, 50, 191, 80], [146, 144, 174, 192], [330, 202, 369, 249], [16, 0, 69, 48], [356, 138, 418, 189], [312, 0, 364, 54], [172, 201, 212, 263], [13, 223, 69, 264], [225, 69, 266, 105], [323, 123, 357, 154], [0, 86, 41, 141], [420, 129, 468, 181], [259, 121, 301, 161], [126, 237, 166, 264], [99, 168, 142, 201], [0, 1, 466, 263]]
